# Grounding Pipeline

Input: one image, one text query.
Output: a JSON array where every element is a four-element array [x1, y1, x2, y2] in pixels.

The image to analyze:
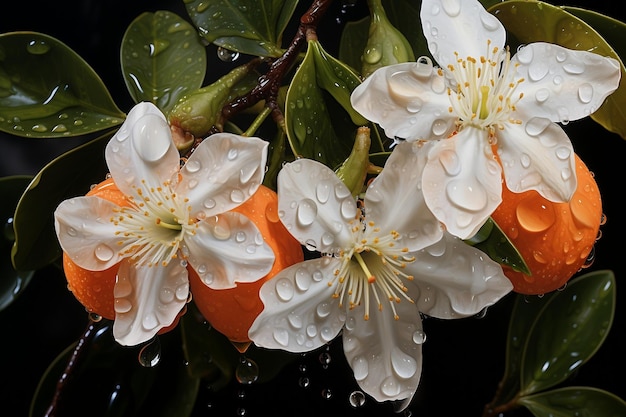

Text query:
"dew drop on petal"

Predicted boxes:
[[381, 376, 401, 397], [203, 198, 216, 209], [114, 298, 132, 314], [535, 88, 550, 103], [391, 347, 417, 379], [351, 356, 369, 381], [340, 199, 357, 220], [528, 62, 549, 82], [275, 278, 294, 301], [525, 117, 551, 137], [227, 148, 238, 160], [413, 330, 427, 344], [230, 189, 245, 203], [185, 159, 201, 173], [295, 267, 312, 291], [578, 83, 593, 104], [445, 179, 487, 212], [438, 149, 461, 176], [316, 301, 332, 318], [296, 198, 318, 227], [132, 114, 171, 162], [95, 244, 114, 262], [142, 312, 159, 330], [273, 328, 289, 346], [288, 311, 303, 329], [440, 0, 461, 17], [432, 119, 448, 136], [315, 182, 331, 204]]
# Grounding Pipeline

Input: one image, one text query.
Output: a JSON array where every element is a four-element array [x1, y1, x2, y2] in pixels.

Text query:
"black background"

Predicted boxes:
[[1, 1, 625, 416]]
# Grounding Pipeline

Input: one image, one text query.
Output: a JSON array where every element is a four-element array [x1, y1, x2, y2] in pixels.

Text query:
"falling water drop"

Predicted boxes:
[[235, 356, 259, 384], [138, 337, 162, 367]]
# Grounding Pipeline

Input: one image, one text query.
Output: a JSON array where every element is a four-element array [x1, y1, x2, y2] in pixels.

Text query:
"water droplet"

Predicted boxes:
[[315, 182, 331, 204], [296, 198, 318, 226], [528, 62, 549, 81], [578, 83, 593, 104], [299, 376, 311, 388], [230, 189, 245, 203], [138, 337, 161, 367], [525, 117, 551, 137], [273, 328, 289, 346], [432, 119, 448, 136], [535, 88, 550, 103], [391, 347, 417, 378], [27, 39, 50, 54], [381, 376, 401, 397], [227, 148, 238, 160], [445, 179, 487, 212], [412, 330, 427, 344], [275, 278, 294, 301], [349, 390, 366, 408], [563, 62, 585, 75], [217, 46, 240, 62], [95, 244, 114, 262], [340, 199, 357, 220], [185, 159, 201, 173], [236, 357, 259, 384], [321, 388, 333, 399], [203, 198, 216, 209], [363, 46, 382, 64], [438, 149, 461, 176], [316, 301, 332, 318], [516, 196, 556, 233], [295, 267, 312, 291], [440, 0, 461, 17], [4, 217, 15, 241], [132, 114, 171, 162]]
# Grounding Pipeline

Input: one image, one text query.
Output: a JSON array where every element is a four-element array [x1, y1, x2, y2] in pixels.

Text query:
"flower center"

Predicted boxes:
[[446, 40, 525, 134], [111, 179, 196, 267], [329, 219, 416, 321]]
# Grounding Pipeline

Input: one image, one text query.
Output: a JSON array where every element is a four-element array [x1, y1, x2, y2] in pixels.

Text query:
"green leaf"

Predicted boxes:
[[465, 218, 531, 275], [519, 270, 616, 396], [184, 0, 299, 57], [0, 175, 35, 312], [12, 134, 111, 271], [488, 1, 626, 139], [519, 386, 626, 417], [121, 11, 207, 113], [285, 39, 380, 169], [0, 32, 125, 138]]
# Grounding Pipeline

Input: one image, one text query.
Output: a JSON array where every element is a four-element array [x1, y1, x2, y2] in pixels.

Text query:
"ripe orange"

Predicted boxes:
[[188, 184, 304, 346], [62, 177, 182, 334], [491, 153, 602, 295]]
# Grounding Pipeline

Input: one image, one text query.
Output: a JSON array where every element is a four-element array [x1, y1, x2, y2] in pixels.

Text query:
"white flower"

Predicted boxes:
[[350, 0, 621, 239], [54, 102, 275, 346], [248, 142, 512, 404]]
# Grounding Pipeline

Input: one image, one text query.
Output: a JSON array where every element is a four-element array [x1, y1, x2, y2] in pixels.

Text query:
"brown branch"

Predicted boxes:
[[44, 319, 103, 417], [217, 0, 334, 128]]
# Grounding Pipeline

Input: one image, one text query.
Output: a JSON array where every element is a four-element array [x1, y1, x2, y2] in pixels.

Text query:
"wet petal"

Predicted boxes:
[[178, 133, 268, 217], [422, 129, 502, 239], [498, 121, 576, 202], [54, 196, 124, 271], [351, 61, 455, 141], [365, 141, 443, 251], [113, 260, 189, 346], [342, 301, 423, 403], [105, 102, 180, 197], [420, 0, 506, 69], [277, 159, 355, 253], [248, 257, 345, 353], [513, 42, 621, 124], [183, 212, 274, 289], [408, 233, 512, 318]]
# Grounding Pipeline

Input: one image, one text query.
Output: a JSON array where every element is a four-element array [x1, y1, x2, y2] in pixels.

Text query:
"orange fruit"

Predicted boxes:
[[491, 153, 602, 295], [188, 184, 304, 345], [62, 177, 182, 334]]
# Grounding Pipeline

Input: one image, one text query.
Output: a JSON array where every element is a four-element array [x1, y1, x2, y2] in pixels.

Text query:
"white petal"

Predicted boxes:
[[420, 0, 505, 69], [498, 121, 576, 202], [342, 301, 423, 403], [248, 257, 345, 353], [422, 130, 502, 239], [106, 102, 180, 197], [183, 212, 274, 289], [350, 61, 455, 141], [54, 196, 124, 270], [365, 142, 443, 252], [277, 159, 355, 253], [513, 42, 621, 123], [409, 233, 512, 318], [178, 133, 268, 217], [113, 260, 189, 346]]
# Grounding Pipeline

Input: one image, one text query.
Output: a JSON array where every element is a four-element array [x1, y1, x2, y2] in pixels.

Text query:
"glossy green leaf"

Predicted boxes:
[[466, 218, 531, 275], [519, 386, 626, 417], [285, 39, 380, 169], [121, 11, 207, 113], [0, 32, 125, 138], [12, 134, 111, 271], [339, 0, 427, 75], [184, 0, 299, 57], [488, 1, 626, 139], [0, 175, 34, 312], [486, 292, 553, 409], [520, 270, 615, 396]]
